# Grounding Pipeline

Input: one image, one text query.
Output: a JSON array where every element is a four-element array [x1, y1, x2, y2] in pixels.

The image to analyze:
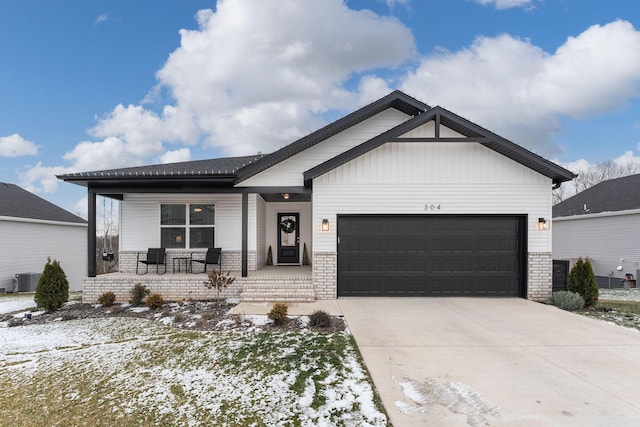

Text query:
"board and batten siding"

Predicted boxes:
[[313, 142, 553, 252], [0, 218, 87, 291], [256, 196, 266, 269], [120, 193, 257, 251], [237, 108, 411, 187], [553, 211, 640, 281]]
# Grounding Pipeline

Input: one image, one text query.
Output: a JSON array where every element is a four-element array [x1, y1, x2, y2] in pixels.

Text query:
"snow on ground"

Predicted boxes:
[[0, 316, 387, 426], [0, 293, 36, 315], [599, 288, 640, 302], [395, 376, 500, 427]]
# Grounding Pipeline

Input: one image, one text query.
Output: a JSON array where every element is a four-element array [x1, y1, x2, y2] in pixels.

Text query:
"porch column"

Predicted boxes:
[[87, 189, 97, 277], [241, 189, 248, 277]]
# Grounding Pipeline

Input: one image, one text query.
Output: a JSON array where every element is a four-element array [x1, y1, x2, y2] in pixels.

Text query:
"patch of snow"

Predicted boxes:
[[600, 289, 640, 302], [244, 314, 270, 326], [129, 306, 150, 313], [0, 295, 36, 314], [396, 376, 499, 427]]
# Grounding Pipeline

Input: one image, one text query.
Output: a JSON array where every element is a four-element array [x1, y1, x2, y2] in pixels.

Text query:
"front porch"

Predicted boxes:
[[82, 266, 314, 304]]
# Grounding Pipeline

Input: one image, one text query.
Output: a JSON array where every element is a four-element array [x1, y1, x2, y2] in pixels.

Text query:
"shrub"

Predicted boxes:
[[34, 257, 69, 313], [551, 291, 585, 311], [203, 270, 236, 300], [129, 283, 150, 306], [98, 291, 116, 307], [567, 258, 599, 307], [308, 310, 332, 328], [174, 312, 186, 323], [268, 303, 288, 326], [146, 293, 164, 309]]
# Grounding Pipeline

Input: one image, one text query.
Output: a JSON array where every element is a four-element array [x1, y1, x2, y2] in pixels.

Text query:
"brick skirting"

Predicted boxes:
[[528, 252, 552, 301]]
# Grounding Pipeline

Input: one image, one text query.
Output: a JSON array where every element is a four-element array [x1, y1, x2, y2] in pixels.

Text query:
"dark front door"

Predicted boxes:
[[278, 213, 299, 264], [337, 215, 526, 297]]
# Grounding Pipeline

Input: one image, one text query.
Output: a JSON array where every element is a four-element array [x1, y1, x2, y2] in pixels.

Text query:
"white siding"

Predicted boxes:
[[256, 195, 266, 268], [553, 211, 640, 281], [265, 202, 312, 265], [0, 219, 87, 291], [237, 108, 411, 187], [313, 142, 552, 252], [121, 193, 254, 252]]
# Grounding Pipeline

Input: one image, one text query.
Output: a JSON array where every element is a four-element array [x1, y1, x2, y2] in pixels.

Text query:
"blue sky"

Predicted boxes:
[[1, 0, 640, 217]]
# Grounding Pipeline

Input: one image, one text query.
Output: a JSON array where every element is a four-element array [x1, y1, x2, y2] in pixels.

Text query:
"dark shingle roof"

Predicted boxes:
[[58, 155, 265, 187], [0, 183, 86, 224], [553, 173, 640, 218]]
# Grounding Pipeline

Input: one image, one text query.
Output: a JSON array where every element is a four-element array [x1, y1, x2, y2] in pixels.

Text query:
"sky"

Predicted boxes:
[[2, 0, 640, 218]]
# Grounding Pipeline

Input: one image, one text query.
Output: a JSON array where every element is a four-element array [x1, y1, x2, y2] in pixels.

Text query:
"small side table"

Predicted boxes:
[[173, 257, 191, 273]]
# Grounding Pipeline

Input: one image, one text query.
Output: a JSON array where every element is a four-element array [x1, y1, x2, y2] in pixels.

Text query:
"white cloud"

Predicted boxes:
[[613, 150, 640, 166], [19, 162, 69, 194], [94, 14, 108, 25], [74, 196, 88, 220], [155, 0, 415, 155], [401, 20, 640, 156], [474, 0, 537, 9], [159, 148, 191, 164], [0, 134, 38, 157]]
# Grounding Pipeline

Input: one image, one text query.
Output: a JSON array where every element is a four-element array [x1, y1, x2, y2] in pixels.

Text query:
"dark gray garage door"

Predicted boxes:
[[337, 215, 525, 297]]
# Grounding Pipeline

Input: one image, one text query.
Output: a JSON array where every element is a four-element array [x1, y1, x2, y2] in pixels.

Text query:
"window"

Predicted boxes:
[[161, 204, 215, 248]]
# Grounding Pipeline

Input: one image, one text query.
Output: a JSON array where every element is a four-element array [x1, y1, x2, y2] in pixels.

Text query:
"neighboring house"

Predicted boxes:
[[58, 91, 574, 303], [0, 182, 87, 292], [553, 174, 640, 288]]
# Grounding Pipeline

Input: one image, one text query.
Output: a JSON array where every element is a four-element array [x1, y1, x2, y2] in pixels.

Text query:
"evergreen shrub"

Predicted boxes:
[[34, 257, 69, 313]]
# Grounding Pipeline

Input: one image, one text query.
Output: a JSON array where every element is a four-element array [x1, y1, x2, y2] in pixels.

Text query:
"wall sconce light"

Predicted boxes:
[[322, 219, 329, 231], [617, 259, 624, 271], [537, 217, 550, 230], [282, 193, 290, 200]]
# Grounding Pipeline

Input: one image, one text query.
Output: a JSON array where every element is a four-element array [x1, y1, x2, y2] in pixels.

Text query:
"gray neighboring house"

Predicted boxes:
[[59, 90, 575, 303], [0, 182, 87, 292], [553, 173, 640, 287]]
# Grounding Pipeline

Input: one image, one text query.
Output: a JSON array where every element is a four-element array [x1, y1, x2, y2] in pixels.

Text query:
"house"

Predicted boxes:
[[58, 91, 575, 303], [0, 182, 87, 292], [553, 173, 640, 288]]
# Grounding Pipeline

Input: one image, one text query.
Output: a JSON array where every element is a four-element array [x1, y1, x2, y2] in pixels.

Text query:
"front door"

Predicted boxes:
[[277, 213, 299, 264]]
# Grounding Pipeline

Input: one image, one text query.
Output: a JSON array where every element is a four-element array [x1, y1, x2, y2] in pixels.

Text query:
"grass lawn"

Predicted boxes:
[[579, 299, 640, 330], [0, 316, 389, 426]]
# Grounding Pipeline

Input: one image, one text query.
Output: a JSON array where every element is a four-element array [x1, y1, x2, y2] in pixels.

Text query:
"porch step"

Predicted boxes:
[[239, 277, 315, 302]]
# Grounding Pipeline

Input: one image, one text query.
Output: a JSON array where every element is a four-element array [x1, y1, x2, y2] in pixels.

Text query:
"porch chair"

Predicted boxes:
[[191, 248, 222, 273], [136, 248, 167, 275]]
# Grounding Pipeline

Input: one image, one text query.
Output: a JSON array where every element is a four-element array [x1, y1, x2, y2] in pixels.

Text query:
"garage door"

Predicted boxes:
[[337, 215, 525, 297]]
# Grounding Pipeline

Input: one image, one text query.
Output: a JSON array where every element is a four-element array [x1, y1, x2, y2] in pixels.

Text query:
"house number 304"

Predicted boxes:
[[424, 204, 441, 211]]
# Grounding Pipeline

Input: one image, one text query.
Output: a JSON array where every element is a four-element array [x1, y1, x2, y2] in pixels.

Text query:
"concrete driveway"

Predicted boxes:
[[338, 298, 640, 426]]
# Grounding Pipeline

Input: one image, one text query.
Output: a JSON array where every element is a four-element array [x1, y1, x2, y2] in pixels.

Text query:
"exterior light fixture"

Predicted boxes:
[[322, 219, 329, 231], [282, 193, 290, 200], [537, 217, 549, 230], [193, 207, 203, 213]]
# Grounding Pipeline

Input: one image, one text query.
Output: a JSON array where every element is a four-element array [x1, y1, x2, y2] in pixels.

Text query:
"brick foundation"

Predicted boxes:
[[528, 252, 552, 301]]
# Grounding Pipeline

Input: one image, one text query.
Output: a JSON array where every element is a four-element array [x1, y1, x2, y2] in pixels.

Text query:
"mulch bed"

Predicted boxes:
[[1, 300, 346, 333]]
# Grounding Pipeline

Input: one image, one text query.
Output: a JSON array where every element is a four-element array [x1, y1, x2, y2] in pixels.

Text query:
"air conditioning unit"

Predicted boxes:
[[15, 273, 41, 292]]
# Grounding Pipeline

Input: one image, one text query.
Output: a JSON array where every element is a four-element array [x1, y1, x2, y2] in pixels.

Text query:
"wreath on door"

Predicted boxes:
[[280, 218, 296, 234]]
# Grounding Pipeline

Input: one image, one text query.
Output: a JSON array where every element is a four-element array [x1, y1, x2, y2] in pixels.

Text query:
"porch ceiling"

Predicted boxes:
[[260, 193, 311, 202]]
